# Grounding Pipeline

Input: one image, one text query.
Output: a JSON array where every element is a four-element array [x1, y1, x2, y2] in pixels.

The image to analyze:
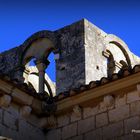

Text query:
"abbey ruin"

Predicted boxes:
[[0, 19, 140, 140]]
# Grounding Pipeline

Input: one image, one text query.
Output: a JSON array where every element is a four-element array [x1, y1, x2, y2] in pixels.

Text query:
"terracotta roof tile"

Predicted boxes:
[[0, 65, 140, 101], [55, 65, 140, 101]]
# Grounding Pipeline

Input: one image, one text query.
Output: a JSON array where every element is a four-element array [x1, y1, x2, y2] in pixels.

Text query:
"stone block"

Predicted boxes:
[[40, 115, 56, 129], [0, 80, 13, 94], [26, 114, 40, 127], [71, 111, 81, 122], [0, 108, 3, 123], [98, 97, 114, 114], [0, 123, 7, 136], [31, 98, 42, 114], [124, 116, 140, 134], [3, 111, 17, 130], [102, 121, 123, 140], [115, 94, 126, 107], [62, 123, 77, 139], [78, 116, 95, 134], [83, 106, 98, 119], [0, 95, 12, 107], [134, 134, 140, 140], [136, 84, 140, 92], [98, 101, 107, 113], [20, 106, 32, 118], [69, 135, 83, 140], [85, 128, 102, 140], [109, 105, 129, 122], [118, 134, 133, 140], [96, 112, 108, 128], [57, 114, 70, 127], [46, 128, 61, 140], [130, 100, 140, 116], [18, 119, 45, 140], [0, 127, 18, 140], [104, 95, 114, 107], [127, 90, 140, 103], [12, 88, 33, 105], [3, 103, 19, 118], [18, 119, 33, 140]]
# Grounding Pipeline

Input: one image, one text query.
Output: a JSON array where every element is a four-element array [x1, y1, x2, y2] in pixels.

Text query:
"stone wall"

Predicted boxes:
[[0, 19, 140, 95], [46, 86, 140, 140], [84, 19, 107, 84], [55, 19, 85, 94], [0, 103, 45, 140]]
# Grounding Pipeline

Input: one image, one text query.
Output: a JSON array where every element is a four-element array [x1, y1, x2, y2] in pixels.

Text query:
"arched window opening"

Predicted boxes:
[[23, 57, 37, 84], [22, 53, 56, 97], [28, 58, 36, 66], [45, 52, 56, 82], [28, 72, 54, 97], [21, 36, 56, 97]]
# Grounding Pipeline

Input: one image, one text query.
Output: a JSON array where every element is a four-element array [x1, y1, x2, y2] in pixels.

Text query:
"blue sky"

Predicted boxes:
[[0, 0, 140, 81]]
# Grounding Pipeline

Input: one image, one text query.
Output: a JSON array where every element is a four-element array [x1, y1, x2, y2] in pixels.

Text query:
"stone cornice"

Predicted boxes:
[[56, 71, 140, 114], [0, 79, 43, 115]]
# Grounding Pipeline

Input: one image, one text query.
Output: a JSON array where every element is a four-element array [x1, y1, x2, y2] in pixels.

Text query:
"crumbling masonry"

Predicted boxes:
[[0, 19, 140, 140]]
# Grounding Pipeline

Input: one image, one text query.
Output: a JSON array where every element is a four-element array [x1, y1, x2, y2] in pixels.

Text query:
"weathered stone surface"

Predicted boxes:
[[83, 106, 98, 119], [3, 111, 17, 130], [103, 95, 114, 107], [124, 116, 140, 134], [96, 112, 108, 128], [12, 88, 33, 105], [85, 128, 102, 140], [20, 106, 32, 118], [0, 108, 3, 123], [69, 135, 83, 140], [18, 119, 45, 140], [1, 19, 140, 140], [4, 103, 19, 117], [130, 100, 140, 116], [78, 116, 95, 134], [0, 125, 18, 140], [134, 134, 140, 140], [46, 128, 61, 140], [0, 80, 13, 94], [109, 105, 129, 122], [118, 134, 133, 140], [26, 114, 40, 127], [115, 94, 126, 107], [0, 19, 140, 95], [102, 121, 123, 140], [98, 98, 114, 114], [98, 101, 107, 113], [57, 114, 70, 127], [31, 98, 42, 114], [0, 95, 12, 107], [70, 111, 81, 122], [127, 90, 140, 103], [62, 123, 77, 139]]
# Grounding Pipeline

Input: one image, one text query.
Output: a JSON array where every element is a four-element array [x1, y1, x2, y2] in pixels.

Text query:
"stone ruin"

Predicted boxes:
[[0, 18, 140, 96], [0, 19, 140, 140]]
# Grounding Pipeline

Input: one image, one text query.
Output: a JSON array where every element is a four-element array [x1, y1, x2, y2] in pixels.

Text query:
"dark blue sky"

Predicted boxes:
[[0, 0, 140, 81]]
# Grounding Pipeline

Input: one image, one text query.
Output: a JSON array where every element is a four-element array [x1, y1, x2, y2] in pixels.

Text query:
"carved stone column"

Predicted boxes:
[[35, 59, 50, 94]]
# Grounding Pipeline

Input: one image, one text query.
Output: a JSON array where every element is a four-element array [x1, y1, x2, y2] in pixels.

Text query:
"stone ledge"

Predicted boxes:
[[56, 72, 140, 114]]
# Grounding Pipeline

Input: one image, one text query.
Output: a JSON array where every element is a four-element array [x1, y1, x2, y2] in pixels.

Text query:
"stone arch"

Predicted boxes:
[[104, 34, 131, 68], [21, 30, 56, 66], [20, 30, 57, 95]]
